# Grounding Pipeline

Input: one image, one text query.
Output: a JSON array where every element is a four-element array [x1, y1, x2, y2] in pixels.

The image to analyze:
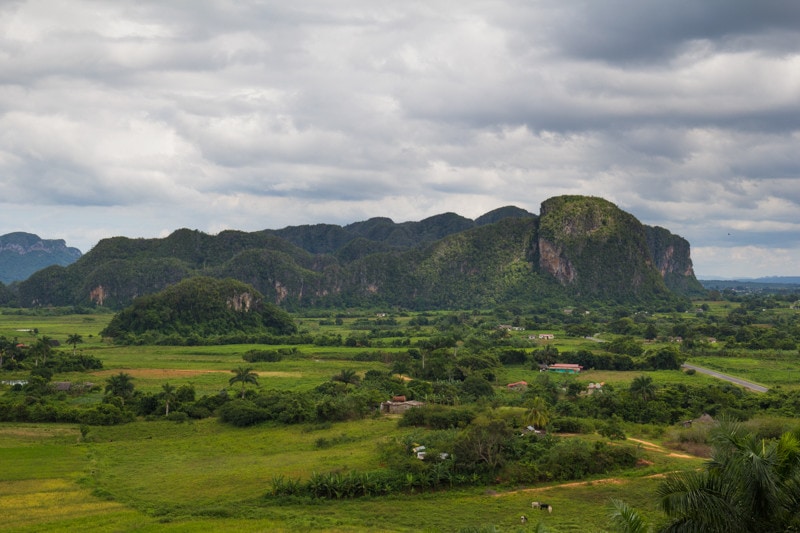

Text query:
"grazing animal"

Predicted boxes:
[[532, 501, 552, 512], [531, 501, 540, 509], [520, 515, 528, 524]]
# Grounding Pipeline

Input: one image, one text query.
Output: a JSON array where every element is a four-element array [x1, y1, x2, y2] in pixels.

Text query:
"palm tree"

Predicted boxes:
[[332, 368, 360, 386], [609, 499, 652, 533], [525, 396, 551, 430], [105, 372, 135, 403], [629, 375, 657, 402], [229, 366, 259, 398], [656, 420, 800, 532], [66, 333, 83, 356], [161, 383, 176, 416], [31, 336, 53, 366]]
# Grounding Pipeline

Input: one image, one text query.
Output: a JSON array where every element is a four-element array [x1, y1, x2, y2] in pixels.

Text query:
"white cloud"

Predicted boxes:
[[0, 0, 798, 277]]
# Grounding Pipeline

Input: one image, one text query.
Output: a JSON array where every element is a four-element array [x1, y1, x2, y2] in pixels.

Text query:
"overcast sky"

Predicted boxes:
[[1, 0, 799, 278]]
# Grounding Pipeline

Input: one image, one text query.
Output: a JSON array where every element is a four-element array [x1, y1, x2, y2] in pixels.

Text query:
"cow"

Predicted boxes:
[[520, 515, 528, 524], [531, 501, 552, 513]]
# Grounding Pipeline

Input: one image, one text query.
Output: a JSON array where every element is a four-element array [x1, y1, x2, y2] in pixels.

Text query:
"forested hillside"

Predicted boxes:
[[100, 277, 296, 342], [11, 196, 703, 310]]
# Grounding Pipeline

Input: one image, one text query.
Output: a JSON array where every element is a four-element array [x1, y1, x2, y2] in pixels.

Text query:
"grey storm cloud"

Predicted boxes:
[[0, 0, 798, 278]]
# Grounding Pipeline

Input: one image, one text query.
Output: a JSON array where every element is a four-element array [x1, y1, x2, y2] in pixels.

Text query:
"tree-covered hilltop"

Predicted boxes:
[[12, 197, 702, 310], [100, 277, 296, 341], [536, 196, 683, 302]]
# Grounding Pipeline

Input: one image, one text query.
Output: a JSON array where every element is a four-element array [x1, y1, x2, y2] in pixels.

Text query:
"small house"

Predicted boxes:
[[538, 334, 555, 340], [381, 399, 424, 415], [546, 363, 582, 374], [507, 381, 528, 390]]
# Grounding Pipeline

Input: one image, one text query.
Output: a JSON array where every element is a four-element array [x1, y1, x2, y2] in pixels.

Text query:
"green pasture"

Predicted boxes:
[[0, 420, 694, 532], [74, 345, 391, 395], [0, 311, 111, 347], [688, 354, 800, 389]]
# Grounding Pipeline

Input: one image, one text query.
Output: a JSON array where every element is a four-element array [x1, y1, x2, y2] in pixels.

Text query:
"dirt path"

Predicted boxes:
[[628, 437, 694, 459], [494, 472, 679, 497]]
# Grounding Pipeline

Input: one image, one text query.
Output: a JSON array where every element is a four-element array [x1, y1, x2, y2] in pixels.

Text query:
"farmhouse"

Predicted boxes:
[[546, 363, 582, 374], [380, 399, 424, 414], [538, 333, 555, 340]]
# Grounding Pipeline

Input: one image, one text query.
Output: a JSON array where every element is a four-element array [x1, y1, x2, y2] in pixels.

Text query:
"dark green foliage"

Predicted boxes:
[[533, 438, 638, 482], [101, 277, 296, 340], [398, 405, 476, 429], [549, 417, 596, 434], [13, 196, 701, 310], [242, 348, 294, 362], [645, 346, 685, 370], [104, 372, 135, 400], [498, 349, 528, 365], [218, 399, 271, 426], [460, 375, 495, 400], [0, 281, 15, 306], [655, 422, 800, 532]]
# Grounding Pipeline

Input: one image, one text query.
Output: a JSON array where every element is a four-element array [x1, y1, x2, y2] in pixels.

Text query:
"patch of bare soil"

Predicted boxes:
[[627, 437, 664, 450]]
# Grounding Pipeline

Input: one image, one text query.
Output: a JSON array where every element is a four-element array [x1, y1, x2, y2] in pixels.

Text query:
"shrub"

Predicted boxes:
[[550, 417, 595, 434], [78, 403, 132, 425], [242, 349, 283, 362], [166, 411, 189, 423], [218, 399, 270, 427]]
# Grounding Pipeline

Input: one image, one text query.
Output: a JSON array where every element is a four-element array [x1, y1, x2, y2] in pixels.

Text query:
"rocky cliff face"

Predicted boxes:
[[644, 225, 705, 295], [0, 232, 82, 284], [535, 196, 671, 300]]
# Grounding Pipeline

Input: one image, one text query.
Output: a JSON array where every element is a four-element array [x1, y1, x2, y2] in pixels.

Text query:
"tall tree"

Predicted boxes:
[[161, 383, 176, 416], [230, 366, 259, 398], [105, 372, 135, 403], [629, 375, 657, 402], [332, 368, 360, 386], [66, 333, 83, 356], [31, 336, 53, 366], [525, 396, 551, 430]]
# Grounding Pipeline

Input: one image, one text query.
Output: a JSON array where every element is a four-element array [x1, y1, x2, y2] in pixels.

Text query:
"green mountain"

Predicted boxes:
[[0, 232, 82, 284], [14, 197, 702, 309]]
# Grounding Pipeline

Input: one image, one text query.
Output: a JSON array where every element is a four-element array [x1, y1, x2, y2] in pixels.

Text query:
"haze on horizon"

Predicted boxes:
[[1, 1, 798, 279]]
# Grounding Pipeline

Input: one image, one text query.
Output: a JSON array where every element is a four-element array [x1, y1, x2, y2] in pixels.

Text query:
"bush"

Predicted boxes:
[[78, 403, 132, 425], [550, 417, 595, 434], [242, 349, 284, 363], [218, 399, 270, 427], [398, 405, 475, 429], [166, 411, 189, 423]]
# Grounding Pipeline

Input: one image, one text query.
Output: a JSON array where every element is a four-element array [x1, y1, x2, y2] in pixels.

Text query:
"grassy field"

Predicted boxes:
[[0, 308, 787, 531], [0, 418, 696, 532]]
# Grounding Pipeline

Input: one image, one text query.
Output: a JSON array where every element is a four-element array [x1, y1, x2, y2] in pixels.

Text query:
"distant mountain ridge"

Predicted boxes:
[[11, 197, 704, 309], [0, 232, 82, 284]]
